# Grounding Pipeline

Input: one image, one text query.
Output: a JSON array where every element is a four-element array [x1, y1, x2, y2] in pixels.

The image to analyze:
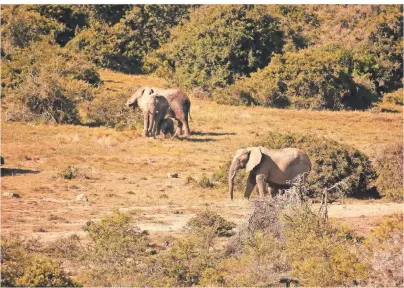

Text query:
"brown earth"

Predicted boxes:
[[1, 70, 402, 244]]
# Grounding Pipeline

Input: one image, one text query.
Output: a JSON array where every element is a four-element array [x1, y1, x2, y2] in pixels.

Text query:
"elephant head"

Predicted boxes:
[[228, 147, 262, 200], [126, 87, 154, 108]]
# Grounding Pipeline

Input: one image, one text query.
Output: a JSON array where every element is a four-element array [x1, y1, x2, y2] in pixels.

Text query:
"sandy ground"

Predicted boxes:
[[1, 71, 402, 245]]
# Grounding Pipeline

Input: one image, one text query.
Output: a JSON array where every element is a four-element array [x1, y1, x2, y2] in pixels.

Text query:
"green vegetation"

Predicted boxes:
[[1, 235, 79, 287], [2, 206, 402, 287], [213, 132, 376, 198], [375, 142, 403, 201]]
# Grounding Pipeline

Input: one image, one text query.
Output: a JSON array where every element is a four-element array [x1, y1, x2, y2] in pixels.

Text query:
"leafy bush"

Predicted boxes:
[[213, 132, 375, 198], [1, 5, 64, 53], [186, 209, 235, 237], [383, 88, 403, 106], [3, 39, 100, 124], [85, 88, 143, 130], [15, 256, 80, 287], [79, 210, 149, 286], [283, 206, 368, 286], [68, 5, 193, 73], [214, 46, 376, 110], [1, 234, 79, 287], [365, 213, 403, 287], [146, 5, 284, 92], [374, 142, 403, 201]]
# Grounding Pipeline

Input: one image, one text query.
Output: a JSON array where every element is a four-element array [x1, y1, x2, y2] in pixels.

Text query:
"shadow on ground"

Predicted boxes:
[[192, 131, 236, 137], [1, 168, 40, 177]]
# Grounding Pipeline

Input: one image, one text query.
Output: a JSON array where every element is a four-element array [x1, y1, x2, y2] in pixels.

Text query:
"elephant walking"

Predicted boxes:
[[126, 89, 169, 137], [131, 87, 191, 137], [228, 147, 311, 200]]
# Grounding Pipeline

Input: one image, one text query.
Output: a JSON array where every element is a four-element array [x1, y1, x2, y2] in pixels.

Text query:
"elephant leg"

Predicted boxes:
[[256, 174, 267, 199], [244, 173, 257, 199], [148, 114, 156, 137], [268, 185, 278, 198], [143, 111, 149, 137], [155, 117, 162, 136], [174, 119, 183, 137]]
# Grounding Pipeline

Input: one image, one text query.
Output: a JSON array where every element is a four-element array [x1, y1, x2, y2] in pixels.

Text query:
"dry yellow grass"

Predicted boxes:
[[1, 69, 403, 244]]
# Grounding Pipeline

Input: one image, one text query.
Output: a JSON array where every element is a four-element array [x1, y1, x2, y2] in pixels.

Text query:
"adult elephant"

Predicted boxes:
[[228, 147, 311, 200], [131, 87, 191, 137], [126, 89, 169, 137]]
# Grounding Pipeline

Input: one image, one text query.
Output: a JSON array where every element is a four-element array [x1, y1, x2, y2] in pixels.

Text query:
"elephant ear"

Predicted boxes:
[[246, 147, 262, 173]]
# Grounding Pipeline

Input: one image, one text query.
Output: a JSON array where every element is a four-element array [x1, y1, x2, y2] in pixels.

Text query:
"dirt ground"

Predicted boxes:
[[1, 70, 403, 244]]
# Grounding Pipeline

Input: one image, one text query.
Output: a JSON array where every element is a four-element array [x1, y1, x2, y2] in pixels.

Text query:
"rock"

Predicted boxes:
[[3, 192, 20, 198], [76, 194, 88, 201], [167, 173, 179, 178]]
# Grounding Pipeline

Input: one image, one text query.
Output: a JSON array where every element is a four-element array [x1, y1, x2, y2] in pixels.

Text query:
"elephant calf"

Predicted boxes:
[[229, 146, 311, 200], [160, 118, 174, 138]]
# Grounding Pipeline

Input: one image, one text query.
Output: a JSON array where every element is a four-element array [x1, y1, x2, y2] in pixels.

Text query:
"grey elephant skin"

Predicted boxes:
[[160, 118, 174, 138], [131, 86, 191, 137], [126, 89, 169, 137], [228, 147, 311, 200]]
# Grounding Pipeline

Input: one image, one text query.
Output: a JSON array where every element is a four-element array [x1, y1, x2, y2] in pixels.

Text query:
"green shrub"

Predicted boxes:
[[145, 5, 284, 92], [283, 206, 368, 286], [80, 210, 149, 286], [45, 234, 82, 260], [3, 39, 100, 124], [85, 88, 142, 129], [1, 5, 64, 53], [186, 209, 236, 237], [213, 132, 375, 198], [68, 5, 193, 73], [374, 142, 403, 201], [15, 256, 80, 287], [1, 234, 79, 287], [365, 213, 403, 287], [198, 174, 215, 189], [215, 46, 376, 110], [383, 88, 403, 106]]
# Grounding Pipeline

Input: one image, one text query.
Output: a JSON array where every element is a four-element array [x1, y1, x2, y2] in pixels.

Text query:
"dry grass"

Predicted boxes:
[[1, 69, 402, 247]]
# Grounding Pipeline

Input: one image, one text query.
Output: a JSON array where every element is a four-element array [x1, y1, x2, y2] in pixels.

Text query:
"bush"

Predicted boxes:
[[186, 209, 236, 237], [365, 213, 403, 287], [283, 206, 368, 286], [374, 142, 403, 201], [1, 234, 79, 287], [213, 132, 375, 198], [383, 88, 403, 106], [85, 88, 143, 130], [145, 5, 284, 92], [80, 210, 149, 286], [68, 5, 193, 73], [3, 39, 100, 124], [15, 256, 80, 287], [1, 5, 64, 53], [214, 46, 376, 110]]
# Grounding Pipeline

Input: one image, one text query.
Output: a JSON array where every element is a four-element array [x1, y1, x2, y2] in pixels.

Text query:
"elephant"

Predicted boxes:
[[147, 94, 170, 137], [228, 147, 311, 200], [132, 87, 191, 137], [126, 89, 169, 137], [160, 118, 174, 138]]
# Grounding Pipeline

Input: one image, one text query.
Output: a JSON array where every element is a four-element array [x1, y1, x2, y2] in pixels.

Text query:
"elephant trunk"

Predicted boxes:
[[228, 161, 238, 200]]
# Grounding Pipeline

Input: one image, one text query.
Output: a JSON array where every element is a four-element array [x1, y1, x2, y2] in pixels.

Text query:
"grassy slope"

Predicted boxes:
[[1, 69, 402, 243]]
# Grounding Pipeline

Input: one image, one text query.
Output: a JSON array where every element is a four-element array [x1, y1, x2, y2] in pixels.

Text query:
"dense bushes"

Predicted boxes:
[[145, 5, 285, 92], [214, 46, 376, 110], [1, 235, 79, 287], [213, 132, 376, 198], [68, 5, 193, 73], [4, 207, 402, 287], [2, 39, 100, 124], [375, 142, 403, 201]]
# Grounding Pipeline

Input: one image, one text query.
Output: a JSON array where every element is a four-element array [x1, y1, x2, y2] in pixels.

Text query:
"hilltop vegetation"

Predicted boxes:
[[1, 4, 402, 120]]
